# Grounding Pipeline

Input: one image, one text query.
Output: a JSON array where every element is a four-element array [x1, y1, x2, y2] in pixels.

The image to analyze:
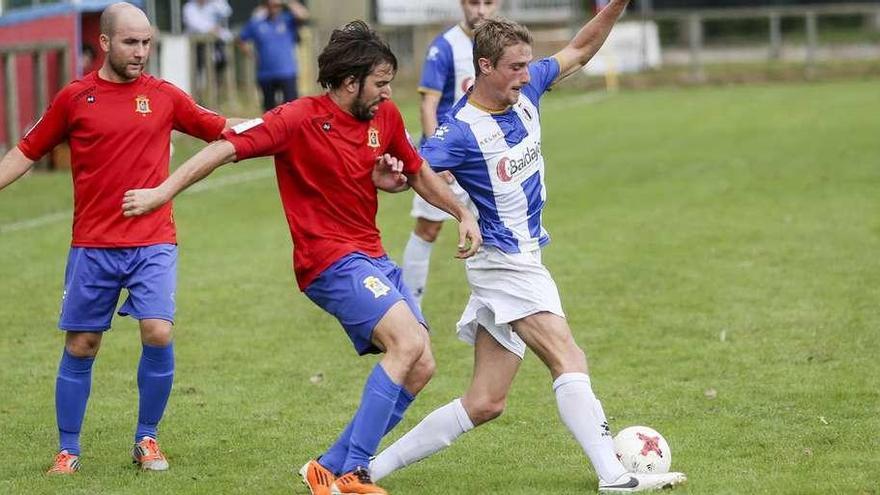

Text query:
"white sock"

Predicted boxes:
[[402, 232, 433, 308], [370, 398, 474, 481], [553, 373, 628, 484]]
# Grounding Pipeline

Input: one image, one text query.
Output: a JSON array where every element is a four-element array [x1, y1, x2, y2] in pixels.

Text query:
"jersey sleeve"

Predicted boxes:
[[522, 57, 561, 108], [222, 104, 297, 161], [418, 37, 452, 95], [17, 87, 72, 161], [420, 122, 466, 172], [164, 82, 226, 141], [385, 103, 423, 175]]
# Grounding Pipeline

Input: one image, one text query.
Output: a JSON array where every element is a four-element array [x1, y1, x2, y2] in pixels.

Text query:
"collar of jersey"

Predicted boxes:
[[467, 95, 510, 115], [458, 22, 474, 38], [93, 71, 144, 88]]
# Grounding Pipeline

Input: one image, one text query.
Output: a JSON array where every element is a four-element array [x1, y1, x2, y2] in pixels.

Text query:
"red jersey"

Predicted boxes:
[[223, 95, 422, 290], [18, 72, 226, 247]]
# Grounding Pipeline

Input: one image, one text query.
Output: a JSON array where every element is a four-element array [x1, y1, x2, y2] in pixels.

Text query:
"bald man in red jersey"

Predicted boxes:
[[0, 1, 244, 474]]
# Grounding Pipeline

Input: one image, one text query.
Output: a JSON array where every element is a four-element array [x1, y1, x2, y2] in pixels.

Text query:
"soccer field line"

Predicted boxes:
[[0, 166, 275, 235]]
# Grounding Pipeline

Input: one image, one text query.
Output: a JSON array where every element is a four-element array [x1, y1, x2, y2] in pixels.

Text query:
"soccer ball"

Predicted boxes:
[[613, 426, 672, 474]]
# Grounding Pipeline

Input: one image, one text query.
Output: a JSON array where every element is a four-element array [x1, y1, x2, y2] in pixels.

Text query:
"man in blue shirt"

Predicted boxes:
[[239, 0, 309, 110]]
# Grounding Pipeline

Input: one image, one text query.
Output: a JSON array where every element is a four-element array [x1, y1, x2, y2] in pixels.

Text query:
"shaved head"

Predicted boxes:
[[98, 2, 152, 82], [100, 2, 150, 37]]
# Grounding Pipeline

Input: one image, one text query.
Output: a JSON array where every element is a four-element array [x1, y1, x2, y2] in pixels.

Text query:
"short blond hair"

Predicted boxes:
[[472, 17, 533, 77]]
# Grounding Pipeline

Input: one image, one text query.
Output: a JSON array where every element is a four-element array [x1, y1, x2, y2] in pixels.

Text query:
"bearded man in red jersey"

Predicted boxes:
[[122, 20, 481, 495]]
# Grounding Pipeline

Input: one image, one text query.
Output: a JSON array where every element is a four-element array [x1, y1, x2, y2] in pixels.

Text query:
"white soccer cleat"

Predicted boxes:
[[598, 471, 687, 492]]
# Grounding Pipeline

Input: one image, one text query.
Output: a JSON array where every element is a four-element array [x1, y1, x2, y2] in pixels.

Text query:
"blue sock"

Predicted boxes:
[[385, 387, 415, 435], [320, 386, 416, 475], [135, 343, 175, 442], [56, 349, 95, 455], [319, 421, 355, 474], [339, 364, 402, 474]]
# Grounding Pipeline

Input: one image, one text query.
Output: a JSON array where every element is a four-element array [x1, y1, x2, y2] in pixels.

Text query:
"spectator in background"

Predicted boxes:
[[239, 0, 309, 111], [183, 0, 233, 85]]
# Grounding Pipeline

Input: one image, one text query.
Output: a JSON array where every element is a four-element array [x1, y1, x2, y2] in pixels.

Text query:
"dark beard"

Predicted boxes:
[[108, 50, 142, 81], [351, 83, 379, 121], [351, 99, 376, 121]]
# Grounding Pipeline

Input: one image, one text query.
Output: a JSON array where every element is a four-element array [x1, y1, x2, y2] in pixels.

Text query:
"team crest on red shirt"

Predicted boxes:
[[135, 95, 152, 114], [367, 127, 380, 148]]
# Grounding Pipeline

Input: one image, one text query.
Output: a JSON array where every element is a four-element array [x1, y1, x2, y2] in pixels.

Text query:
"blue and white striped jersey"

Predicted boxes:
[[418, 23, 476, 123], [422, 57, 561, 254]]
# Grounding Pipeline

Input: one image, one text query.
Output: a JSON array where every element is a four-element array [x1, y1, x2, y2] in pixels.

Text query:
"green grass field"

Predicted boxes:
[[1, 80, 878, 494]]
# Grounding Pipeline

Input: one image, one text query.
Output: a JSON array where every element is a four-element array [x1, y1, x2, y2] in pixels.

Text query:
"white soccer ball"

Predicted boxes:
[[613, 425, 672, 474]]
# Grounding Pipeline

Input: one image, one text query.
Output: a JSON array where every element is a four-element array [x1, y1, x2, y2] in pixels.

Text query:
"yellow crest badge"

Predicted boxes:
[[135, 95, 152, 114], [367, 127, 380, 148], [363, 276, 391, 298]]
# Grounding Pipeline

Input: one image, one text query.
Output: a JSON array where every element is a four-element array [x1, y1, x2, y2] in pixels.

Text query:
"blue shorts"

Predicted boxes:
[[58, 244, 178, 332], [305, 252, 427, 355]]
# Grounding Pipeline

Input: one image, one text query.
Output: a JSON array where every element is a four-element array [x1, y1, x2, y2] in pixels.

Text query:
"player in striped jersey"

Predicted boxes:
[[371, 5, 687, 492], [402, 0, 499, 309]]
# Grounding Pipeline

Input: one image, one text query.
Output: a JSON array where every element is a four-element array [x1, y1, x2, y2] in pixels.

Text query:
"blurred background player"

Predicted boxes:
[[239, 0, 310, 111], [401, 0, 499, 309], [370, 6, 687, 493], [120, 20, 481, 495], [0, 2, 241, 474]]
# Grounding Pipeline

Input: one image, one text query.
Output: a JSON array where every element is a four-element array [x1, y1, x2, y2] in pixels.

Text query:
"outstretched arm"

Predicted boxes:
[[407, 162, 482, 258], [122, 139, 237, 217], [0, 147, 36, 191], [553, 0, 631, 82]]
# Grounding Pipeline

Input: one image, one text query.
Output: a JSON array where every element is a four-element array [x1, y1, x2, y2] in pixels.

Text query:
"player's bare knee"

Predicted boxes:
[[385, 329, 426, 369], [414, 219, 443, 243], [65, 332, 101, 357], [140, 319, 173, 347], [464, 395, 506, 426], [416, 345, 436, 379], [407, 349, 436, 392]]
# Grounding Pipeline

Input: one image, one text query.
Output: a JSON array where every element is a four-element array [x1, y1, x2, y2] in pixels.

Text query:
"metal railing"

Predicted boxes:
[[184, 33, 251, 110], [505, 0, 577, 23], [167, 30, 316, 111], [637, 2, 880, 81]]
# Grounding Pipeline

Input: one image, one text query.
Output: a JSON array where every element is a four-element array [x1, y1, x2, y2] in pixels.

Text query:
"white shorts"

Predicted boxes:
[[456, 246, 565, 359], [410, 179, 475, 222]]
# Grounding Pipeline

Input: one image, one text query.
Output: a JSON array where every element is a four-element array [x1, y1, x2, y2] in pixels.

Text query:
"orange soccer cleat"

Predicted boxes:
[[299, 459, 337, 495], [132, 436, 169, 471], [47, 450, 80, 475], [331, 467, 388, 495]]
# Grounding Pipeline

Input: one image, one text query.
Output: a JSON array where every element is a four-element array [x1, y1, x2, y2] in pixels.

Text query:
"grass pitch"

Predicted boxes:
[[1, 80, 878, 494]]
